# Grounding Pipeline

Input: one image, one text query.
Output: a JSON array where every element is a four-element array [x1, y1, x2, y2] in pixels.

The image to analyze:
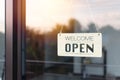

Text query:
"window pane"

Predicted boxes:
[[0, 0, 5, 80], [26, 0, 120, 80]]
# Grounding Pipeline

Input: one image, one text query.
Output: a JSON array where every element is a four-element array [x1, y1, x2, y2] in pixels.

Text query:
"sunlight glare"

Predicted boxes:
[[26, 0, 72, 32]]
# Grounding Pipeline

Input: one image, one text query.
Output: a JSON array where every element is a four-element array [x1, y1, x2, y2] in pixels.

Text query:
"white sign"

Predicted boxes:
[[57, 33, 102, 57]]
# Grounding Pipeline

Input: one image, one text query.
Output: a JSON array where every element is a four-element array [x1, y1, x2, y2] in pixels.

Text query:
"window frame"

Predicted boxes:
[[5, 0, 25, 80]]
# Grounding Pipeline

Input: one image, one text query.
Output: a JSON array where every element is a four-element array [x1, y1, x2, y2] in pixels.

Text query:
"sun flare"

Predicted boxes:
[[26, 0, 73, 32]]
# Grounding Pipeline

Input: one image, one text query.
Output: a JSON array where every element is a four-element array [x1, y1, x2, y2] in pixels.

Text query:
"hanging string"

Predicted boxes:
[[59, 25, 64, 35], [85, 0, 99, 32], [58, 25, 63, 36], [59, 0, 100, 34]]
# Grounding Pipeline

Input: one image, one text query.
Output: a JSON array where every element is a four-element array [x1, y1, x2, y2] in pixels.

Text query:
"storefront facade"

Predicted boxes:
[[4, 0, 120, 80]]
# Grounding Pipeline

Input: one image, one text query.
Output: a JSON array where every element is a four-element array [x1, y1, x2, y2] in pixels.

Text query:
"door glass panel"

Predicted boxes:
[[0, 0, 5, 80], [26, 0, 120, 80]]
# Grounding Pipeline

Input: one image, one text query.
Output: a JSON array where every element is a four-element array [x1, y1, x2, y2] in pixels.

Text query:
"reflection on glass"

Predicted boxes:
[[26, 0, 120, 80], [0, 0, 5, 80]]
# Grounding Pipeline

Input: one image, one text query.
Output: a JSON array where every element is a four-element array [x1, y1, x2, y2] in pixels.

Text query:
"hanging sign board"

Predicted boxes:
[[57, 33, 102, 57]]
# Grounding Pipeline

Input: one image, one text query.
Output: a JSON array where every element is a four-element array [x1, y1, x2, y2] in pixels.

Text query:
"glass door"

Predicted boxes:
[[25, 0, 120, 80], [0, 0, 5, 80]]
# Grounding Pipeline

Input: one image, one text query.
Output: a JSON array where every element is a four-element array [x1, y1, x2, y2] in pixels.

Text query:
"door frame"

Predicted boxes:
[[5, 0, 26, 80]]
